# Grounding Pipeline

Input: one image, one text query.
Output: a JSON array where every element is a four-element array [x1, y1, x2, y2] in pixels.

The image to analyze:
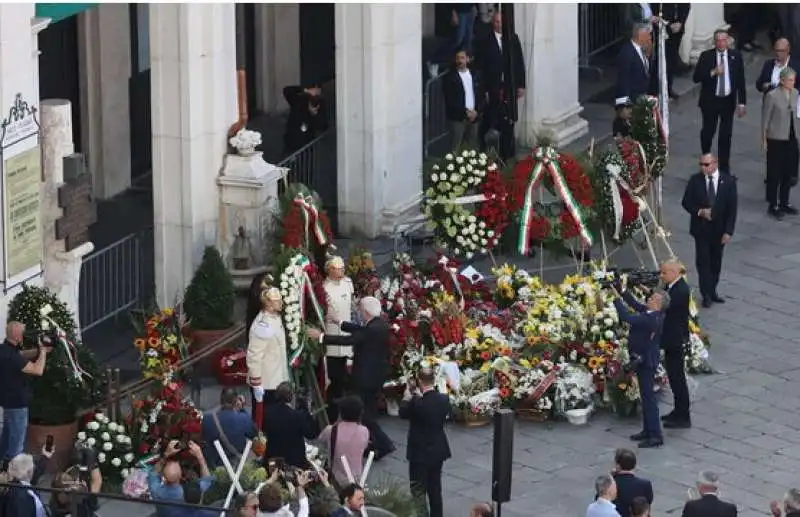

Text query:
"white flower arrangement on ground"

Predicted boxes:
[[228, 128, 262, 154], [77, 412, 135, 484], [685, 333, 712, 374], [554, 365, 595, 414], [279, 255, 307, 351]]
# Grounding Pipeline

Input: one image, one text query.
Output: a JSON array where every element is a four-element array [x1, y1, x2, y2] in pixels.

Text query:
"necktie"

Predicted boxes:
[[707, 176, 716, 207], [716, 52, 725, 97]]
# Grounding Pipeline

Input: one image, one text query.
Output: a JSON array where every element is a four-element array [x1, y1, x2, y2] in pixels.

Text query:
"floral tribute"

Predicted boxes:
[[133, 307, 190, 380], [592, 149, 642, 244], [631, 96, 668, 178], [421, 149, 509, 258], [77, 412, 135, 484], [510, 146, 595, 255], [345, 248, 381, 299], [277, 183, 334, 255]]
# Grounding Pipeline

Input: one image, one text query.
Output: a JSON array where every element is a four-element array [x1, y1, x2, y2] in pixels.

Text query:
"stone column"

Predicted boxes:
[[516, 3, 588, 148], [78, 3, 133, 200], [255, 4, 300, 113], [683, 4, 728, 65], [150, 3, 237, 307], [335, 3, 423, 238]]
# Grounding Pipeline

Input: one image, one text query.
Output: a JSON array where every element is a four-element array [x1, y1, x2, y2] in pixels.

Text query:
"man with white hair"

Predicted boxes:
[[4, 453, 46, 517], [770, 488, 800, 517], [323, 255, 355, 421], [682, 471, 737, 517], [587, 474, 621, 517], [308, 296, 395, 459]]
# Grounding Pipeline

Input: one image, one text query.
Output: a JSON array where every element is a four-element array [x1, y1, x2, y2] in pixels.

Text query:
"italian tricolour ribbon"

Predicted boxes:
[[292, 194, 328, 249], [39, 306, 93, 384], [517, 146, 593, 254], [645, 95, 669, 159], [288, 254, 325, 368]]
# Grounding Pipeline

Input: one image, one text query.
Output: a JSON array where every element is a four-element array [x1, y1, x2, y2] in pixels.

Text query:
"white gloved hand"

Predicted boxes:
[[252, 386, 265, 403]]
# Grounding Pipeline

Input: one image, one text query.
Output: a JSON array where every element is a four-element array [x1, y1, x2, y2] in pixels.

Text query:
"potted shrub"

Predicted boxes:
[[7, 284, 104, 471], [183, 246, 236, 360]]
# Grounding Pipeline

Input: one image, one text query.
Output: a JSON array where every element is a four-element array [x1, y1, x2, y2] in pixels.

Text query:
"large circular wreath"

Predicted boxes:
[[510, 147, 595, 253], [593, 149, 642, 244], [422, 149, 510, 258], [631, 96, 668, 178]]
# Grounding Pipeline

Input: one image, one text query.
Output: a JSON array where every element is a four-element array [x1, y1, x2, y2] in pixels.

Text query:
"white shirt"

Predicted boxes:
[[494, 31, 502, 51], [716, 50, 731, 97], [771, 59, 790, 87], [586, 498, 621, 517], [632, 41, 648, 71], [458, 69, 476, 111]]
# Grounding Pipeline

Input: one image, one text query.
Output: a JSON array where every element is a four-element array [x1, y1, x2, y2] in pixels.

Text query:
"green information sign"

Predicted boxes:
[[35, 3, 97, 23]]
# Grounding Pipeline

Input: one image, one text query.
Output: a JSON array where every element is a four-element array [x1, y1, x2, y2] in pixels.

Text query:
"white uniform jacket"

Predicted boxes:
[[246, 311, 290, 390], [324, 277, 354, 358]]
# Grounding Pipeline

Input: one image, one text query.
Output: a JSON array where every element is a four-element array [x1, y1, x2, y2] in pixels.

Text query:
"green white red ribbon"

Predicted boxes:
[[41, 314, 92, 384], [293, 194, 329, 249], [517, 146, 594, 254], [645, 96, 669, 166], [288, 255, 326, 368]]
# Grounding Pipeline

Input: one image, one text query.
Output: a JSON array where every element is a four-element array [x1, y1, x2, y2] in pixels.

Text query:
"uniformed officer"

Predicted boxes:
[[323, 255, 355, 421], [246, 283, 289, 430]]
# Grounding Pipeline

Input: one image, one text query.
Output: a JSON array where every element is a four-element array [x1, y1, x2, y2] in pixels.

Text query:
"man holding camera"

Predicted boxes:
[[282, 85, 328, 156], [148, 440, 214, 517], [611, 282, 667, 449], [0, 321, 52, 466]]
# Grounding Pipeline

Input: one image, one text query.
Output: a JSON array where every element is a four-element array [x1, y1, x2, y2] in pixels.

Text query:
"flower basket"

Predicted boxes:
[[565, 405, 594, 426]]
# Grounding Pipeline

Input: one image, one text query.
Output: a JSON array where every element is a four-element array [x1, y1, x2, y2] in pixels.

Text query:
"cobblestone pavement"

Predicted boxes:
[[46, 52, 800, 517]]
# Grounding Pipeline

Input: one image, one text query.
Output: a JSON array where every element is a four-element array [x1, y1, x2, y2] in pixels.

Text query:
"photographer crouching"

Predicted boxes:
[[609, 279, 668, 449]]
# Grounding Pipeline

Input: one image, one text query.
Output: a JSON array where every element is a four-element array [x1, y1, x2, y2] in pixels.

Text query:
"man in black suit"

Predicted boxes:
[[616, 24, 655, 106], [756, 38, 800, 95], [308, 296, 395, 459], [611, 448, 654, 517], [443, 49, 485, 151], [693, 29, 747, 175], [652, 3, 690, 99], [474, 12, 525, 159], [681, 153, 738, 308], [282, 85, 328, 156], [399, 368, 452, 517], [681, 471, 737, 517], [263, 382, 319, 469], [658, 260, 692, 429]]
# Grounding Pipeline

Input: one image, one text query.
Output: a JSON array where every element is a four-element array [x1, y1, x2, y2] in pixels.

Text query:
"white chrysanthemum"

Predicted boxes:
[[103, 442, 113, 452], [77, 432, 87, 441], [111, 457, 121, 467], [98, 453, 106, 463], [86, 437, 96, 447]]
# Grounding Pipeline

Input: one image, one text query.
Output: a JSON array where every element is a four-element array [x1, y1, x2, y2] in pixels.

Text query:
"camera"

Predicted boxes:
[[72, 444, 97, 485]]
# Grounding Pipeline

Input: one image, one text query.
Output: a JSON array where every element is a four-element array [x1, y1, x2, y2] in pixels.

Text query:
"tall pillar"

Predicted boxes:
[[516, 3, 588, 148], [78, 4, 133, 199], [150, 3, 237, 307], [683, 4, 728, 65], [255, 4, 301, 113], [335, 4, 423, 237]]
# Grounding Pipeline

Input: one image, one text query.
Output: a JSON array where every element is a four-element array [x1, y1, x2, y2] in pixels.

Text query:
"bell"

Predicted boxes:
[[231, 226, 252, 270]]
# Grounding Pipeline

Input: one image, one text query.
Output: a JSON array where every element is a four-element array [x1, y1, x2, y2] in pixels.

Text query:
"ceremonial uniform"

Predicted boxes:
[[323, 276, 355, 420], [246, 310, 289, 423]]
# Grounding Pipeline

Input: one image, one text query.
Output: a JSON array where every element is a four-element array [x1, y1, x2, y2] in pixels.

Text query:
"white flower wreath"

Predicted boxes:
[[279, 255, 307, 351], [421, 149, 501, 258]]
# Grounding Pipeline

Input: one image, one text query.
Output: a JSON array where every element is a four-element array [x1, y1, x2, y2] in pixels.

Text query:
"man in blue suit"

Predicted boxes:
[[616, 23, 656, 106], [613, 284, 667, 449]]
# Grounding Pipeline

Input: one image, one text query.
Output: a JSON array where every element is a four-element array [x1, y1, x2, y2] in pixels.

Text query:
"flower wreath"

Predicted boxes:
[[278, 183, 334, 252], [421, 149, 509, 259], [510, 146, 595, 254], [630, 96, 668, 178], [593, 150, 642, 243], [276, 253, 326, 368]]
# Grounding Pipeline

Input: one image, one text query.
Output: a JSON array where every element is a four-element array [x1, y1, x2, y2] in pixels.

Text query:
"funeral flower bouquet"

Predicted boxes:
[[133, 306, 190, 380], [228, 128, 262, 154], [77, 412, 135, 484]]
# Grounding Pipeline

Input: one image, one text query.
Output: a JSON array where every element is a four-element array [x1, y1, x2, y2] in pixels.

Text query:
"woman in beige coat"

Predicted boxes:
[[762, 66, 800, 219]]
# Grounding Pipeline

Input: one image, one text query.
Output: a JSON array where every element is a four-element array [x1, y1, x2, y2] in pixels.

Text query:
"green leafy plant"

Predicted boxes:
[[183, 246, 235, 330], [203, 461, 269, 503], [7, 284, 104, 425], [366, 475, 425, 516]]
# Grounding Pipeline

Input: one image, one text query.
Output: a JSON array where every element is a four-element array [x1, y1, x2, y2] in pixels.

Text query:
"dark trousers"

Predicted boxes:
[[449, 119, 479, 151], [358, 388, 394, 454], [666, 35, 683, 90], [766, 135, 799, 207], [736, 4, 764, 45], [430, 11, 476, 64], [664, 345, 691, 421], [700, 99, 736, 173], [636, 367, 662, 439], [325, 356, 350, 422], [481, 91, 516, 159], [694, 234, 725, 299], [409, 460, 444, 517]]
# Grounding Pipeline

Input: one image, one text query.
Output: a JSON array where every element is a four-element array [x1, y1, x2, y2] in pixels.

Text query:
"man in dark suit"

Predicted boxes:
[[443, 49, 485, 151], [681, 153, 738, 308], [308, 296, 395, 459], [693, 29, 747, 175], [399, 368, 452, 517], [612, 448, 654, 517], [613, 286, 666, 448], [681, 471, 737, 517], [616, 23, 655, 106], [474, 12, 525, 159], [658, 260, 692, 429], [282, 84, 328, 155], [756, 38, 800, 96], [263, 382, 319, 469], [652, 3, 690, 99]]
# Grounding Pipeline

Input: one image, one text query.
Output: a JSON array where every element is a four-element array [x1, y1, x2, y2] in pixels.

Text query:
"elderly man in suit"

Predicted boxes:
[[588, 474, 621, 517], [613, 285, 667, 449], [681, 471, 737, 517], [617, 24, 655, 106], [611, 449, 654, 517], [681, 153, 738, 308], [658, 260, 692, 429], [762, 67, 800, 220], [400, 368, 452, 517], [756, 39, 800, 95], [308, 296, 395, 460]]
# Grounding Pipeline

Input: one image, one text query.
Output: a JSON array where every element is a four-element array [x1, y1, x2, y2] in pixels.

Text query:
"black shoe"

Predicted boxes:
[[638, 438, 664, 449], [663, 419, 692, 429], [702, 298, 713, 308], [630, 431, 648, 441], [660, 412, 675, 422], [781, 204, 799, 215], [769, 206, 785, 220], [710, 294, 725, 303]]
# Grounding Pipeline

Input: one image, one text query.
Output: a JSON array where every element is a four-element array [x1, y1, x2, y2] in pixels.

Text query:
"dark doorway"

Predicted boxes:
[[129, 3, 152, 185], [39, 16, 82, 152], [299, 3, 335, 86], [242, 3, 258, 116]]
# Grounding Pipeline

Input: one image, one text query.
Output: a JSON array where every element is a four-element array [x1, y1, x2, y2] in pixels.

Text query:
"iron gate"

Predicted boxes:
[[578, 3, 627, 67]]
